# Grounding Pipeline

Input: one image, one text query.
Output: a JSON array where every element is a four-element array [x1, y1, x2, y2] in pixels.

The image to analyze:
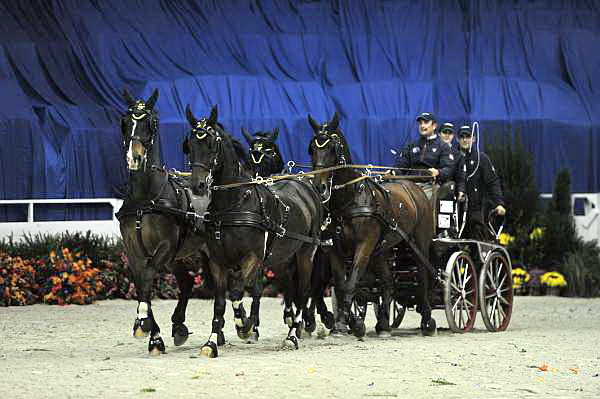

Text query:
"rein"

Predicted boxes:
[[171, 163, 435, 191]]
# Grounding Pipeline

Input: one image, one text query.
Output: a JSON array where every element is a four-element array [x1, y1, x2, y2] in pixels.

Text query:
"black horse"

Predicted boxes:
[[116, 88, 209, 355], [241, 127, 335, 334], [308, 112, 437, 337], [241, 127, 284, 177], [184, 105, 323, 357]]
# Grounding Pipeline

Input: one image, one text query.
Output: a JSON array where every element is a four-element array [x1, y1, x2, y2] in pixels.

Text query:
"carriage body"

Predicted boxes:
[[350, 195, 514, 333]]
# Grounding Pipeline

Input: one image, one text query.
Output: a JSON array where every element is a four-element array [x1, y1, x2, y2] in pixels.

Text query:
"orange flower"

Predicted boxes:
[[538, 363, 549, 372]]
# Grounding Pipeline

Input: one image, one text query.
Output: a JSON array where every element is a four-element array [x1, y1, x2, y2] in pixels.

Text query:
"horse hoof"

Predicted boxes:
[[172, 324, 190, 346], [304, 318, 316, 334], [133, 317, 153, 336], [148, 336, 165, 355], [421, 318, 437, 337], [236, 326, 251, 341], [200, 341, 218, 358], [321, 312, 335, 330], [244, 327, 260, 344], [350, 318, 366, 338], [377, 330, 392, 338], [134, 327, 148, 338], [282, 336, 299, 350]]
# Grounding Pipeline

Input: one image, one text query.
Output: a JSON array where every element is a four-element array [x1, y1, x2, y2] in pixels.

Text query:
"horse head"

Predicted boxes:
[[121, 88, 159, 172], [242, 127, 284, 177], [307, 112, 350, 199]]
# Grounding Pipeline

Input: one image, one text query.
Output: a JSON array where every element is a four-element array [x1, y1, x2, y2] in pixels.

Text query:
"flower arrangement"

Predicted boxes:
[[512, 267, 530, 294], [1, 233, 281, 306], [529, 227, 544, 241], [499, 233, 515, 246], [541, 271, 567, 288]]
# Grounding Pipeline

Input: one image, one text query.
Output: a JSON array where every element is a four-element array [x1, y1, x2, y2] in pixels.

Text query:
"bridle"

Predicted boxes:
[[187, 118, 223, 191], [309, 125, 347, 203], [122, 103, 159, 172]]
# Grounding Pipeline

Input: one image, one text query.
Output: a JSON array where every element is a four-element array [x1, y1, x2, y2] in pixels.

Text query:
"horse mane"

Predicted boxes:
[[213, 124, 249, 165]]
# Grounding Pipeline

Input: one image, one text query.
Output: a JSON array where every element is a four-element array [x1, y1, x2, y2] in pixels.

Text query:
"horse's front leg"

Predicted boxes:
[[344, 219, 381, 338], [328, 248, 349, 335], [373, 254, 393, 337], [200, 260, 227, 358], [230, 252, 261, 342], [130, 255, 165, 356], [170, 261, 194, 346]]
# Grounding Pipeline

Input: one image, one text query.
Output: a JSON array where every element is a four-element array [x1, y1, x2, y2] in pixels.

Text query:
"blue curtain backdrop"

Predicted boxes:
[[1, 0, 599, 221]]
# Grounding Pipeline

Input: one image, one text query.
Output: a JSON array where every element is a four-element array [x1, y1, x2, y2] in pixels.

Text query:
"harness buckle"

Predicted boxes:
[[215, 220, 221, 240], [276, 226, 286, 239]]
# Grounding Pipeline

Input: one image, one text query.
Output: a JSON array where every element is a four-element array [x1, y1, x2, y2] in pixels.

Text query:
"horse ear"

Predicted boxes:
[[209, 105, 218, 125], [241, 127, 253, 145], [330, 111, 340, 129], [123, 88, 135, 107], [308, 114, 320, 133], [271, 127, 279, 142], [185, 104, 197, 126], [146, 89, 159, 109], [182, 137, 190, 155]]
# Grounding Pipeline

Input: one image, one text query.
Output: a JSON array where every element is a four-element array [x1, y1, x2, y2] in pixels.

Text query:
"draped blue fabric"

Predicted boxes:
[[1, 0, 599, 221]]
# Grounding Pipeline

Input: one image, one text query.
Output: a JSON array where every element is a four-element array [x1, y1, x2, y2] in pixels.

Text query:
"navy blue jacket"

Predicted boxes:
[[394, 135, 454, 183], [463, 150, 504, 210], [447, 144, 466, 193]]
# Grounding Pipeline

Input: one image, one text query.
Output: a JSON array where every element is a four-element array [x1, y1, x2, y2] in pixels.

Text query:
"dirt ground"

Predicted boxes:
[[1, 296, 599, 398]]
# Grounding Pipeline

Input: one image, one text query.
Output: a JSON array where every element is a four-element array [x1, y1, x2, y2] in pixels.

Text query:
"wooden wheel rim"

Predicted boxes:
[[479, 251, 513, 332], [444, 251, 478, 333]]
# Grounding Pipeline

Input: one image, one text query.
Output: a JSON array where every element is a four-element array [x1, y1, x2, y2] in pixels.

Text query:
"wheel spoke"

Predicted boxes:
[[452, 297, 461, 312]]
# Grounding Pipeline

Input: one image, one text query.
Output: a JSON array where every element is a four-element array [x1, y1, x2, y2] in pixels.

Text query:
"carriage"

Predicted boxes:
[[349, 195, 514, 333]]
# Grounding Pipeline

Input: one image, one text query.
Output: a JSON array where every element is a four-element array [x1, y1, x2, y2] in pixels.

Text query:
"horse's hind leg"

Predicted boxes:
[[284, 244, 315, 349], [171, 262, 193, 346], [200, 261, 227, 358], [305, 249, 334, 333]]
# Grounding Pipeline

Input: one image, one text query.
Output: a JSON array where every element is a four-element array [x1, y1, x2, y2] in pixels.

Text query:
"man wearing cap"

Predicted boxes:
[[394, 112, 453, 200], [439, 122, 466, 201], [458, 125, 506, 241]]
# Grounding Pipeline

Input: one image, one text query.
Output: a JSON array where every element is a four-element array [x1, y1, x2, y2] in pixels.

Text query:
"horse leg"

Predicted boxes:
[[373, 254, 393, 337], [345, 223, 380, 338], [231, 253, 261, 341], [328, 250, 350, 335], [284, 244, 314, 349], [415, 238, 437, 336], [128, 253, 165, 355], [305, 249, 334, 333], [247, 274, 262, 342], [171, 263, 193, 346], [200, 261, 227, 358]]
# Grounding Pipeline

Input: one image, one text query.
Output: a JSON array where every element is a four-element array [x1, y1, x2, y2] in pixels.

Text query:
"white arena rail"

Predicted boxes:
[[0, 198, 123, 242], [540, 193, 599, 243]]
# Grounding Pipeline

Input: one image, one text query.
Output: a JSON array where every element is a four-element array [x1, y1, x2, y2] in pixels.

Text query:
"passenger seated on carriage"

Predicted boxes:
[[458, 125, 506, 241], [439, 122, 466, 202], [394, 112, 455, 201]]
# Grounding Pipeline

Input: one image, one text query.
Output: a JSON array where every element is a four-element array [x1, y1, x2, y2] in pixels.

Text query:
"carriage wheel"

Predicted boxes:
[[390, 300, 406, 328], [443, 251, 478, 333], [479, 251, 513, 332]]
